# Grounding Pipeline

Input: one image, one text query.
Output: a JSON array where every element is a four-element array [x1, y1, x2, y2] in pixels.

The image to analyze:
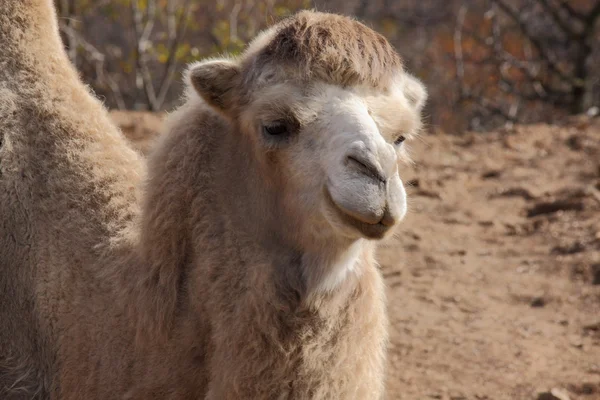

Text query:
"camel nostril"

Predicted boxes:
[[346, 155, 385, 182], [379, 207, 396, 227]]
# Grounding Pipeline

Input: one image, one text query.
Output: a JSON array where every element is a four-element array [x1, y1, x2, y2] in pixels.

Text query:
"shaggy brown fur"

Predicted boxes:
[[1, 3, 422, 399], [252, 10, 403, 88], [0, 1, 146, 398]]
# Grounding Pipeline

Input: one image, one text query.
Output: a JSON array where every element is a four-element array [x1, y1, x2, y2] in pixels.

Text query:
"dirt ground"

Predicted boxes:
[[112, 111, 600, 400]]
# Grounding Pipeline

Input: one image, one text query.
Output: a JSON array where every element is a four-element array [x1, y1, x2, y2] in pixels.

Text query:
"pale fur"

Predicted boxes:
[[0, 3, 426, 399]]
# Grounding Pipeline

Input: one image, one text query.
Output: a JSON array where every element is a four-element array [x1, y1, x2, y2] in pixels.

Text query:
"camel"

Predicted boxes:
[[0, 1, 427, 399]]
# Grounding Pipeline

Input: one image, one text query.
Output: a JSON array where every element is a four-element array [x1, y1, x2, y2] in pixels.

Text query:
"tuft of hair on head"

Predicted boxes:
[[251, 10, 403, 89]]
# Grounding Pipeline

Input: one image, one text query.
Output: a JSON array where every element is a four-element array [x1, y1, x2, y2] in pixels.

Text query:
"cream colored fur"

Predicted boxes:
[[0, 2, 426, 399]]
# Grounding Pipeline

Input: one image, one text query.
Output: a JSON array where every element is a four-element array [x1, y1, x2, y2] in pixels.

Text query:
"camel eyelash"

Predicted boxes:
[[394, 135, 406, 146], [263, 121, 290, 137], [260, 112, 301, 146]]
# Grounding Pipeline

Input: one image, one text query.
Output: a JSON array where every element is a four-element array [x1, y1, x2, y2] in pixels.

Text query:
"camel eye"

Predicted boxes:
[[263, 122, 288, 136], [394, 135, 406, 146]]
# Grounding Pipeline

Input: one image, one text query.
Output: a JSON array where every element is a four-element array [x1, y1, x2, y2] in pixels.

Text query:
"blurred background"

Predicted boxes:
[[55, 0, 600, 133]]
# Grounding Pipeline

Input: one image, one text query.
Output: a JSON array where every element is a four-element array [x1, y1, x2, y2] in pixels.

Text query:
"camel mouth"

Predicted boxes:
[[323, 186, 392, 240]]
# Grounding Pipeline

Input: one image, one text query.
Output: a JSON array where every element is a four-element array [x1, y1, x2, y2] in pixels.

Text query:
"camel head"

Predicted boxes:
[[187, 11, 426, 244]]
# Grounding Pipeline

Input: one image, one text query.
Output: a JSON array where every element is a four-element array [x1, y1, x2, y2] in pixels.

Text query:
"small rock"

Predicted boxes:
[[530, 296, 546, 308], [566, 135, 583, 150], [580, 382, 596, 395], [492, 187, 535, 200], [526, 200, 584, 218], [482, 169, 502, 179], [587, 364, 600, 374], [415, 188, 442, 199], [409, 232, 421, 241], [504, 223, 518, 236], [568, 382, 597, 395], [404, 243, 419, 252], [569, 335, 584, 348], [551, 241, 586, 255], [536, 388, 571, 400], [583, 321, 600, 333]]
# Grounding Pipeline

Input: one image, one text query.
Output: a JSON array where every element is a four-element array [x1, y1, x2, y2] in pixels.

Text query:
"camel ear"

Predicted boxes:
[[402, 73, 428, 113], [187, 59, 241, 113]]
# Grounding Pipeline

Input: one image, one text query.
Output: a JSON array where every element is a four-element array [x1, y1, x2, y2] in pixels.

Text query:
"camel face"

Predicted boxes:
[[244, 79, 422, 240], [188, 11, 427, 244], [190, 65, 425, 242]]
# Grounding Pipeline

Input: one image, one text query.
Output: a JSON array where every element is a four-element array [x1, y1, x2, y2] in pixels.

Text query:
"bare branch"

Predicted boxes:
[[461, 89, 518, 123], [455, 0, 588, 128], [461, 25, 569, 99], [58, 22, 126, 109], [141, 0, 156, 44], [584, 1, 600, 29], [230, 1, 242, 43], [59, 0, 78, 64], [497, 77, 571, 106], [537, 0, 580, 37], [558, 1, 586, 20], [454, 4, 467, 84], [130, 0, 158, 109], [491, 0, 578, 86], [155, 0, 193, 109]]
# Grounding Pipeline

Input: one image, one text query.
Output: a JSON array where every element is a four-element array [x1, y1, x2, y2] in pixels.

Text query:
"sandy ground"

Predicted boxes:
[[112, 111, 600, 400]]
